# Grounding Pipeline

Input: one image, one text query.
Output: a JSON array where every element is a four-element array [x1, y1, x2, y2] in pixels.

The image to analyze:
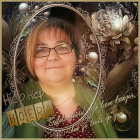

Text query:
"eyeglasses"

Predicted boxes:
[[34, 42, 73, 58]]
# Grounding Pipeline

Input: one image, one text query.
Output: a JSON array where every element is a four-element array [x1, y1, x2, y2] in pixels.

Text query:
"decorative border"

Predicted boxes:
[[9, 2, 105, 132]]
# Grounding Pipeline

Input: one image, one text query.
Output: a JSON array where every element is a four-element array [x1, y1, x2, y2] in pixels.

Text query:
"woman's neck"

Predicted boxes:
[[39, 80, 75, 104], [39, 80, 78, 118]]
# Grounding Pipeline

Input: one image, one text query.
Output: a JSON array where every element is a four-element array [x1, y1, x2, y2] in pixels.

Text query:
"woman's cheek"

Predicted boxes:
[[34, 59, 45, 71], [64, 53, 76, 73]]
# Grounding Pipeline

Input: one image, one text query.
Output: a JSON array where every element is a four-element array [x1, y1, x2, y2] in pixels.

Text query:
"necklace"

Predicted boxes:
[[54, 93, 75, 107], [39, 82, 75, 107]]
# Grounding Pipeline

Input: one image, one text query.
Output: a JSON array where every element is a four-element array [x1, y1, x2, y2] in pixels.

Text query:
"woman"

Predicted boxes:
[[6, 18, 117, 138]]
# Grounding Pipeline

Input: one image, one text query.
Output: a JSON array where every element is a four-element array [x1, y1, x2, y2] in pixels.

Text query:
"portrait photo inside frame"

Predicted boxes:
[[2, 1, 138, 138]]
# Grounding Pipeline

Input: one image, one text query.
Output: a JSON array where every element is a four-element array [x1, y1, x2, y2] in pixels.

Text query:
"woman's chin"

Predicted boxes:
[[47, 77, 66, 83], [36, 70, 73, 84], [40, 75, 69, 84]]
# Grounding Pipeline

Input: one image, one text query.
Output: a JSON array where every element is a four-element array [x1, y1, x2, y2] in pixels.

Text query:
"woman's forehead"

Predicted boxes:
[[37, 27, 71, 43]]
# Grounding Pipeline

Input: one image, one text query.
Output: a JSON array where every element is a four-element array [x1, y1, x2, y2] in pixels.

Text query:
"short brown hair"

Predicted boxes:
[[24, 18, 79, 80]]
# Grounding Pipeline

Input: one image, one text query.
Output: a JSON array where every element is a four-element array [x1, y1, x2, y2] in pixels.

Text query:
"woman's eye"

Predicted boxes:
[[37, 48, 43, 52], [36, 48, 47, 53], [59, 44, 68, 50]]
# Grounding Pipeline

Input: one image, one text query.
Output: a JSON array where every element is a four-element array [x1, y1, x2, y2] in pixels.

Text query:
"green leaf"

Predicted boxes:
[[86, 68, 99, 82], [22, 26, 31, 37], [84, 67, 99, 87], [85, 76, 98, 88]]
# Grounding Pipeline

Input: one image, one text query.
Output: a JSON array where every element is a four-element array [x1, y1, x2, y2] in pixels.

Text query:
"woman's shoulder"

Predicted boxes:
[[74, 80, 97, 110], [18, 79, 50, 106], [74, 80, 96, 98], [20, 79, 41, 92]]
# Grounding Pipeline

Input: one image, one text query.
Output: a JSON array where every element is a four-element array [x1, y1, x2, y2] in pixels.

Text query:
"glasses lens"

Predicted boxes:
[[35, 47, 50, 57], [55, 43, 72, 54]]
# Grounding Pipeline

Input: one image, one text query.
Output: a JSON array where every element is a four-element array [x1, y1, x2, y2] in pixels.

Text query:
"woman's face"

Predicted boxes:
[[33, 27, 76, 84]]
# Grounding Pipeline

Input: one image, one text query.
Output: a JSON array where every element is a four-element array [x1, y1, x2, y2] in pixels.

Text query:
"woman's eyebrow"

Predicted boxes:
[[56, 40, 70, 44], [36, 43, 48, 46]]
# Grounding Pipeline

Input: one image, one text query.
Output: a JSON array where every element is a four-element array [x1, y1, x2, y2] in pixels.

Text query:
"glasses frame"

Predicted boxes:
[[34, 42, 74, 58]]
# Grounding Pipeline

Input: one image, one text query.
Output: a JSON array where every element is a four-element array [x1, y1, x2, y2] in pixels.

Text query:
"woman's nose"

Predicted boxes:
[[47, 49, 60, 60]]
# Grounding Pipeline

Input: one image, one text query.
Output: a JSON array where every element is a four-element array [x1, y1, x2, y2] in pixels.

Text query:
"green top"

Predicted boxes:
[[3, 79, 117, 138]]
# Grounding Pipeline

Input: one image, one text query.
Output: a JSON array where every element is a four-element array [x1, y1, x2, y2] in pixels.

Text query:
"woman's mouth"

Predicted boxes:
[[46, 66, 63, 69]]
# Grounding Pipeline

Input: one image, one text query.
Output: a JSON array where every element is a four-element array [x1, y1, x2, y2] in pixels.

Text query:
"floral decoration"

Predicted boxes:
[[90, 3, 138, 60]]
